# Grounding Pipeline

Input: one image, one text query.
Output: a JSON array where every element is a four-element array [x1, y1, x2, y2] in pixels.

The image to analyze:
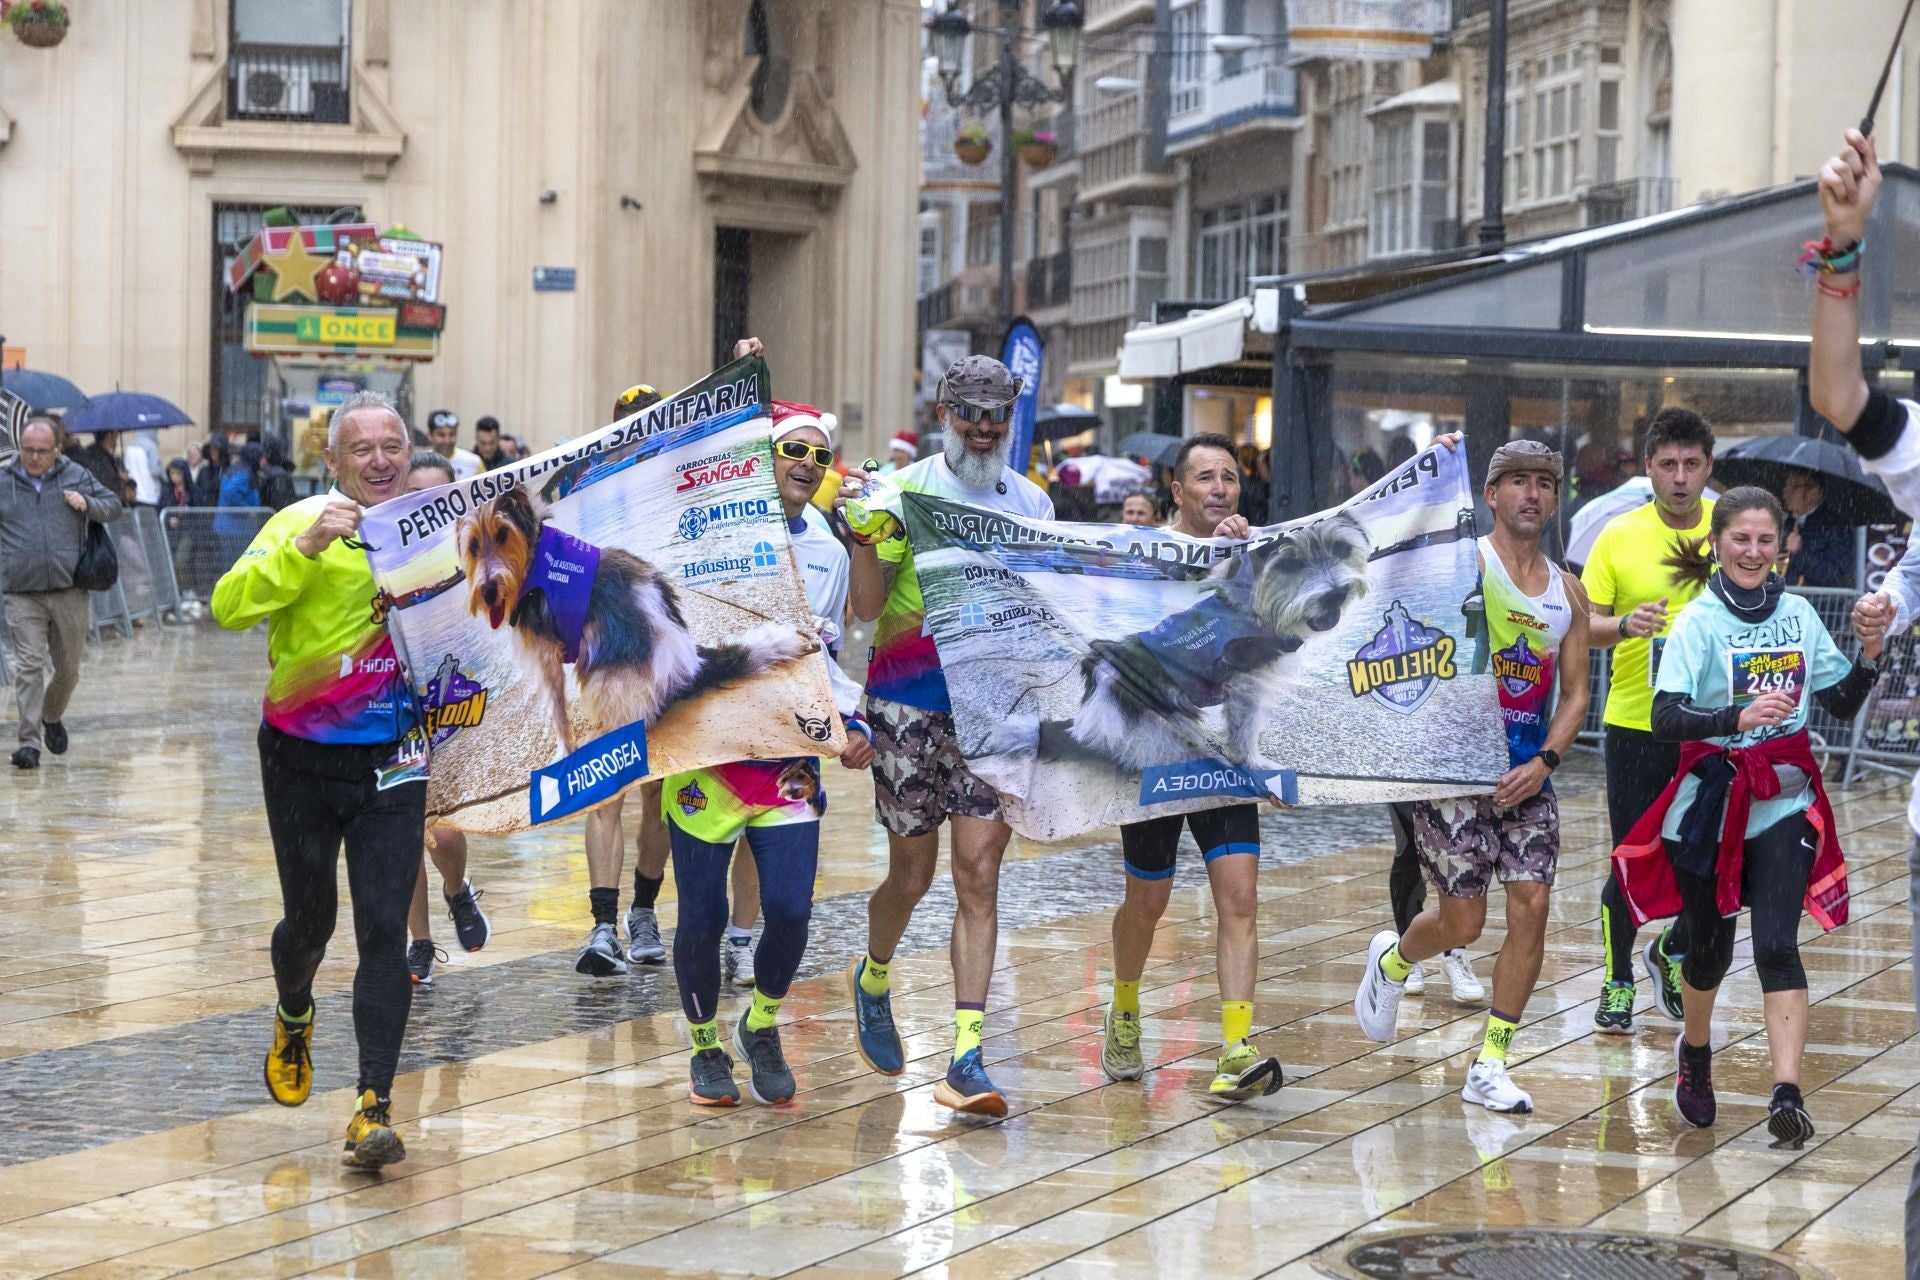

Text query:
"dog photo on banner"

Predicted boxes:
[[360, 355, 838, 833], [876, 443, 1508, 842]]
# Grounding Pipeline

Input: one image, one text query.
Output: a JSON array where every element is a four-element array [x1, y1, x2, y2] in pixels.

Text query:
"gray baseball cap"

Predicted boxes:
[[1486, 439, 1564, 488], [941, 355, 1023, 409]]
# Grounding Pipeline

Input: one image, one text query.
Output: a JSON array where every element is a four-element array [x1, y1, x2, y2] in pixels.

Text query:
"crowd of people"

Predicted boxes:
[[9, 124, 1920, 1277]]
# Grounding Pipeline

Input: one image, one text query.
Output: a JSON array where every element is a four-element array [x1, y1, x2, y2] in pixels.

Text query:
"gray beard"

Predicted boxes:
[[945, 430, 1011, 488]]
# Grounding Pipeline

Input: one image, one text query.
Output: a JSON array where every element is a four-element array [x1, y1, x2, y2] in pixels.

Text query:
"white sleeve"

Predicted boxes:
[[1859, 398, 1920, 631], [799, 530, 867, 722]]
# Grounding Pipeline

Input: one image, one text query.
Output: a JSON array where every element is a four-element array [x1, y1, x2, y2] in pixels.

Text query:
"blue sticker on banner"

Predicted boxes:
[[1138, 758, 1296, 806], [530, 722, 649, 824]]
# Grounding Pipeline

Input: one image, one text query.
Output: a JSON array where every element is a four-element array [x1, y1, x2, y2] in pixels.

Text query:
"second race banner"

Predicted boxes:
[[361, 356, 840, 833], [893, 443, 1507, 841]]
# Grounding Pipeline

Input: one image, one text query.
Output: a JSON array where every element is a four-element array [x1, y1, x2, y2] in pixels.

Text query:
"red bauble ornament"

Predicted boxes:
[[315, 263, 359, 304]]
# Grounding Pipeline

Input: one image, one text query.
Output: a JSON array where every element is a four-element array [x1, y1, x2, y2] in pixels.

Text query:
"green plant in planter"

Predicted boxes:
[[954, 123, 992, 164], [6, 0, 72, 35]]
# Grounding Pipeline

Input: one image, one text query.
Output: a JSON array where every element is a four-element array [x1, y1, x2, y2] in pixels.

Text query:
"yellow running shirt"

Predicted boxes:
[[1580, 496, 1715, 731]]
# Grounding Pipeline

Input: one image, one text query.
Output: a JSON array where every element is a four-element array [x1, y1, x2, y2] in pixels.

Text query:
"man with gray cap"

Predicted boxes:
[[837, 354, 1053, 1118], [1353, 439, 1590, 1116]]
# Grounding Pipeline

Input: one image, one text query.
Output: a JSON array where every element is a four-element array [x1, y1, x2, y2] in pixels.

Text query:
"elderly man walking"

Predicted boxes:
[[2, 418, 121, 770]]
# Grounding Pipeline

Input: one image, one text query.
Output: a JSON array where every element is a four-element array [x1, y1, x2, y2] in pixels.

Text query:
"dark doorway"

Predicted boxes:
[[714, 227, 752, 368]]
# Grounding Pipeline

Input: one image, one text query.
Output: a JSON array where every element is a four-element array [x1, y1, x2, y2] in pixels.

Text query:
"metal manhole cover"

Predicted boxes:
[[1311, 1228, 1834, 1280]]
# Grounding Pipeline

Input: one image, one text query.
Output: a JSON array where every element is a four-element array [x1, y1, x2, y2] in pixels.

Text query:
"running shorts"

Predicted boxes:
[[1409, 791, 1559, 898], [869, 697, 1003, 836], [1119, 804, 1261, 880]]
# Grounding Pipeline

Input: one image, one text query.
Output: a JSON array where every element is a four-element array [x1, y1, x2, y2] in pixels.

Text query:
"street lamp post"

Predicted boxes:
[[930, 1, 1083, 333]]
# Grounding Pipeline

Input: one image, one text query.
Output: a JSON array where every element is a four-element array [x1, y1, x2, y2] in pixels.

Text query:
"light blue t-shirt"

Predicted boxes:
[[1655, 588, 1852, 841]]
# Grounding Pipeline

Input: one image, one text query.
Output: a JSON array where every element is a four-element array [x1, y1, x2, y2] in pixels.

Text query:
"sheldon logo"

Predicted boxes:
[[1491, 636, 1544, 698], [1347, 601, 1457, 714], [676, 779, 708, 816], [423, 654, 488, 747]]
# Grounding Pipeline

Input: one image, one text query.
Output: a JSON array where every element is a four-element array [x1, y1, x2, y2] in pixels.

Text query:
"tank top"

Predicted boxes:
[[1479, 535, 1573, 772]]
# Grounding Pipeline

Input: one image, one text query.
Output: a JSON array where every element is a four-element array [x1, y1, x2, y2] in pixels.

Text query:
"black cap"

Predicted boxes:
[[428, 410, 458, 430]]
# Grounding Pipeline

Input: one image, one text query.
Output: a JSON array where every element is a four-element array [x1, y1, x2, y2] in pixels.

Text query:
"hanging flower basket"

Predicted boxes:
[[1015, 128, 1057, 169], [7, 0, 71, 46], [954, 125, 991, 166]]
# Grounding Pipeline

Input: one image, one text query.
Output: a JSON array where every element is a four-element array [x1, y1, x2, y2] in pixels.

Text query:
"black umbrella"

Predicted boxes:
[[1034, 403, 1101, 443], [1117, 431, 1181, 468], [1711, 435, 1899, 524]]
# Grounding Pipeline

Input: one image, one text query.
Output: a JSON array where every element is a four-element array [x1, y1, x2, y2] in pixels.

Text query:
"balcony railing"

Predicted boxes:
[[228, 41, 350, 125], [1168, 57, 1298, 147], [1583, 177, 1677, 228], [1026, 251, 1072, 311], [917, 278, 1000, 332]]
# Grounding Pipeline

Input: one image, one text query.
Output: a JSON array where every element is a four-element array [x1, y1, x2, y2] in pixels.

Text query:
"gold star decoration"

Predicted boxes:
[[263, 232, 328, 303]]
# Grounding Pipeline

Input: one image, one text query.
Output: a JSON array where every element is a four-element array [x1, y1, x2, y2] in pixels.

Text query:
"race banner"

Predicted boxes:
[[1283, 0, 1451, 62], [871, 443, 1506, 841], [361, 356, 840, 833]]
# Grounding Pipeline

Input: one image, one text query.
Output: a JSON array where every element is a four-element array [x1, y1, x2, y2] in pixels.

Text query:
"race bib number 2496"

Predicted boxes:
[[1728, 647, 1806, 706]]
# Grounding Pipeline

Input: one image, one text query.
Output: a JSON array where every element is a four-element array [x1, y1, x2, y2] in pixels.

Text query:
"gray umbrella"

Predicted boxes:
[[1117, 431, 1182, 468], [1711, 435, 1899, 525]]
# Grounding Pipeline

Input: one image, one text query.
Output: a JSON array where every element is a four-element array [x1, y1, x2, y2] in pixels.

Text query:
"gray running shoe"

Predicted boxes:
[[625, 907, 666, 965], [444, 881, 490, 953], [406, 939, 445, 987], [575, 922, 628, 976], [689, 1047, 740, 1107], [723, 935, 756, 987], [731, 1008, 796, 1104]]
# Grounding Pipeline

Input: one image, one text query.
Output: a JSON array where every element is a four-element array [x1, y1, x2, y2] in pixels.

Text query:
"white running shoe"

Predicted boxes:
[[1440, 949, 1486, 1005], [723, 935, 756, 988], [1404, 962, 1426, 996], [1462, 1058, 1533, 1113], [1354, 930, 1406, 1043]]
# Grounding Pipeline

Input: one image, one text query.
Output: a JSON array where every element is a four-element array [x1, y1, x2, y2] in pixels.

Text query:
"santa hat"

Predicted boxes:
[[889, 431, 918, 455], [770, 401, 835, 445]]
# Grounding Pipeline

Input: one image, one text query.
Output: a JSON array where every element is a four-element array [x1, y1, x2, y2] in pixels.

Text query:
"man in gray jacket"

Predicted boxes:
[[2, 418, 122, 769]]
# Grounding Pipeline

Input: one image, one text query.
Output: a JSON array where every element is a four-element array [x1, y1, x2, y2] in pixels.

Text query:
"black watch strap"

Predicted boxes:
[[1537, 749, 1561, 772]]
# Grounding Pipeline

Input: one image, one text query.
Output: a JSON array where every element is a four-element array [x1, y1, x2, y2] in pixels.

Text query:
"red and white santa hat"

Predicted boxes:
[[770, 400, 836, 445], [888, 430, 918, 456]]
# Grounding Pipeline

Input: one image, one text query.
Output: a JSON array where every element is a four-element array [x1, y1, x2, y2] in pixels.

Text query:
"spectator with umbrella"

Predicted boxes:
[[1710, 434, 1898, 590]]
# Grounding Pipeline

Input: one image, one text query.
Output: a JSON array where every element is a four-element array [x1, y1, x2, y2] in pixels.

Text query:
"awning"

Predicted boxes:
[[1117, 297, 1255, 380]]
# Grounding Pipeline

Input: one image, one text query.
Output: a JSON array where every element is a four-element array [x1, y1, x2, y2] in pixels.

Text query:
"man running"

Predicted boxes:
[[839, 355, 1053, 1118], [665, 402, 873, 1106], [400, 452, 491, 986], [211, 391, 422, 1169], [1583, 409, 1715, 1033], [1097, 433, 1281, 1101], [1355, 441, 1590, 1115]]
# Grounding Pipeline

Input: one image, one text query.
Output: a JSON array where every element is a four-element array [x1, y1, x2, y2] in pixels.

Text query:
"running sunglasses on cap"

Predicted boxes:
[[617, 384, 659, 406], [945, 399, 1012, 424], [774, 439, 835, 468]]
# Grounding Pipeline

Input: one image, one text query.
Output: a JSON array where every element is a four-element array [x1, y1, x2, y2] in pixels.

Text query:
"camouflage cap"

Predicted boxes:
[[940, 355, 1023, 409], [1486, 439, 1564, 488]]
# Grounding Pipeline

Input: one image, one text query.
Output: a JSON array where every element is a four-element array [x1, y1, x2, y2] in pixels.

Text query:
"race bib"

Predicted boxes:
[[1645, 635, 1666, 687], [1729, 647, 1807, 706]]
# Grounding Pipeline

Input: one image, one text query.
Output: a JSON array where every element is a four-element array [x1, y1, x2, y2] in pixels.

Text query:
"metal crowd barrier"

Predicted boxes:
[[157, 505, 276, 611]]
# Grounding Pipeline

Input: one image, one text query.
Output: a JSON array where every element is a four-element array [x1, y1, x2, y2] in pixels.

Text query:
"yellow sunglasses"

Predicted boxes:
[[774, 439, 835, 468]]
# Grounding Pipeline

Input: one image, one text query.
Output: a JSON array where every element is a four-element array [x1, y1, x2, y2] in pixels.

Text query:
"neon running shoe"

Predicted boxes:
[[934, 1048, 1008, 1118], [1207, 1039, 1283, 1102], [689, 1047, 740, 1107], [1593, 981, 1635, 1035], [732, 1008, 796, 1104], [406, 939, 445, 987], [445, 881, 490, 953], [341, 1090, 405, 1169], [846, 956, 905, 1076], [264, 1008, 314, 1107], [1673, 1034, 1716, 1128], [625, 907, 666, 966], [1102, 1006, 1144, 1082], [1646, 931, 1685, 1021]]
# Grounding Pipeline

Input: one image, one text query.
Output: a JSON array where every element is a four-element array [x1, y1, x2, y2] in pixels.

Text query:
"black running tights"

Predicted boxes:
[[1388, 802, 1425, 934], [259, 725, 425, 1097], [1668, 812, 1817, 995], [1602, 724, 1690, 982]]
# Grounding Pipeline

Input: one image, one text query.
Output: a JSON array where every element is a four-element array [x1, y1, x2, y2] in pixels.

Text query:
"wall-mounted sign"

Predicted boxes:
[[533, 266, 576, 293], [244, 304, 440, 358]]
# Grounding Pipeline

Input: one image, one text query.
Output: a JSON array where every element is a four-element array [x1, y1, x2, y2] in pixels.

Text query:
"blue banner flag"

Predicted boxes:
[[1000, 317, 1044, 476]]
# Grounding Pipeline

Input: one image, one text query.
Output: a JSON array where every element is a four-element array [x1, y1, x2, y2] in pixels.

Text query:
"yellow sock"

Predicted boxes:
[[1112, 978, 1141, 1017], [1481, 1012, 1518, 1063], [1221, 1000, 1254, 1047], [858, 954, 891, 997], [277, 1003, 312, 1025], [689, 1019, 720, 1052], [954, 1007, 985, 1059], [1379, 942, 1413, 982], [746, 987, 782, 1032]]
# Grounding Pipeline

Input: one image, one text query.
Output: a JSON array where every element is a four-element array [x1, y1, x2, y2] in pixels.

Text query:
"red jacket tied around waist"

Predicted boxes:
[[1610, 729, 1849, 931]]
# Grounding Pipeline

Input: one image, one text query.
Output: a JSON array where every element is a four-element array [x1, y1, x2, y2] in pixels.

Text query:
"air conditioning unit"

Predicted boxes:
[[235, 59, 316, 118]]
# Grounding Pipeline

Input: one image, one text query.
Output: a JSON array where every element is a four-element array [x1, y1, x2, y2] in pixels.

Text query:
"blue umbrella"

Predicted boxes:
[[63, 391, 195, 434], [0, 369, 90, 411]]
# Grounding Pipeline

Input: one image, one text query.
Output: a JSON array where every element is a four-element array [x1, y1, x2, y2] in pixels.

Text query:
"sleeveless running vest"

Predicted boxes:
[[1479, 535, 1573, 771]]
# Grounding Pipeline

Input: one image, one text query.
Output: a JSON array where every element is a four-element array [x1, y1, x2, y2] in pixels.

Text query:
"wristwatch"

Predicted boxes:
[[1537, 749, 1561, 772]]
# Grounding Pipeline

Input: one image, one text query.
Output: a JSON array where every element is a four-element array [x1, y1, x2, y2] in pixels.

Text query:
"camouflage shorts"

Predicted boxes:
[[867, 698, 1003, 837], [1409, 790, 1559, 899]]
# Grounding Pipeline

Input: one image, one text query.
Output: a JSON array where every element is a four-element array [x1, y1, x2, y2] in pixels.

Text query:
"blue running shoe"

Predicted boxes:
[[933, 1047, 1007, 1118], [846, 956, 905, 1076]]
